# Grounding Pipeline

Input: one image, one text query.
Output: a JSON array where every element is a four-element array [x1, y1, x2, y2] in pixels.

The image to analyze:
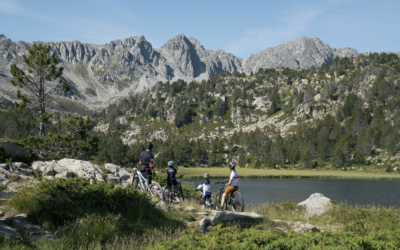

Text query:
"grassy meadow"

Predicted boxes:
[[178, 167, 400, 179]]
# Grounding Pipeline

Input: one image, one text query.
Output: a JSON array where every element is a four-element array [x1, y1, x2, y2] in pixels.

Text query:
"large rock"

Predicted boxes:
[[213, 211, 263, 222], [57, 159, 83, 173], [13, 214, 55, 240], [0, 164, 9, 170], [0, 222, 21, 239], [105, 163, 119, 173], [107, 174, 120, 185], [298, 193, 332, 216], [12, 162, 33, 176], [0, 142, 31, 160]]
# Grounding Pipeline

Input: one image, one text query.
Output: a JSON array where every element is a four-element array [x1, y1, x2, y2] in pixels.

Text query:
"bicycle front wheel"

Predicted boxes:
[[215, 191, 226, 211], [230, 191, 244, 212], [149, 183, 165, 202], [208, 198, 215, 210]]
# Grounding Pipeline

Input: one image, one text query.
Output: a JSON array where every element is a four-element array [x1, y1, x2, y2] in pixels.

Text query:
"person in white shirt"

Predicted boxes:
[[220, 162, 239, 209], [195, 173, 212, 209]]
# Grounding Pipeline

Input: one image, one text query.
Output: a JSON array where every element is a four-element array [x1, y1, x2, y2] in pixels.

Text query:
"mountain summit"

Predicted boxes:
[[0, 34, 394, 107]]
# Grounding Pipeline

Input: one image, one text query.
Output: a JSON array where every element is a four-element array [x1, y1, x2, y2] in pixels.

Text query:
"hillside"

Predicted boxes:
[[2, 34, 397, 112], [87, 52, 400, 172]]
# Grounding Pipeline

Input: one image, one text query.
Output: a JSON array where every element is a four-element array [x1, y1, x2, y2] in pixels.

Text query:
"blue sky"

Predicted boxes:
[[0, 0, 399, 58]]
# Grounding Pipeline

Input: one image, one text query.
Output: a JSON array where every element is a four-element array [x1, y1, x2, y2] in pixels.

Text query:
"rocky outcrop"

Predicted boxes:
[[298, 193, 332, 216]]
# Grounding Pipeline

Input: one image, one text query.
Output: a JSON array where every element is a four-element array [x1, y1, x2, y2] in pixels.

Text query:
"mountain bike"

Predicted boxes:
[[131, 170, 164, 202], [197, 191, 215, 210], [163, 174, 185, 203], [215, 181, 244, 212]]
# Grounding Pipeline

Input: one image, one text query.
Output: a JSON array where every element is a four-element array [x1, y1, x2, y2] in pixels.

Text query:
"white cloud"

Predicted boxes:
[[226, 4, 327, 58]]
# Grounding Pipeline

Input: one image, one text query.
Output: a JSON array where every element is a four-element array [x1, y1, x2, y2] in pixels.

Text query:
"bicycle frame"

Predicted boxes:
[[136, 170, 158, 196]]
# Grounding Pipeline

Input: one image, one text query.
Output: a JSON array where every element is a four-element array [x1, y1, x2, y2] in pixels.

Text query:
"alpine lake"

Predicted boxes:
[[186, 178, 400, 207]]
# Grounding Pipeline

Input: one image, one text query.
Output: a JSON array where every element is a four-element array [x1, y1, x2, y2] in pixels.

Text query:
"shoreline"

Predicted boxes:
[[178, 168, 400, 180]]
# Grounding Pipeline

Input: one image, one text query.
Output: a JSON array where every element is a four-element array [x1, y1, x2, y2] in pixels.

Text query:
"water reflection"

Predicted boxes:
[[187, 178, 400, 207]]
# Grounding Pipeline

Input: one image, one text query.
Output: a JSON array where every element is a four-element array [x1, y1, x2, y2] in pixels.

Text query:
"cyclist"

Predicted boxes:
[[195, 173, 212, 209], [139, 142, 156, 184], [220, 162, 239, 209], [166, 160, 179, 192]]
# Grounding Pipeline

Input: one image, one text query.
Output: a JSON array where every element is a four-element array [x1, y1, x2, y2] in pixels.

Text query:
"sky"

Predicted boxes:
[[0, 0, 399, 58]]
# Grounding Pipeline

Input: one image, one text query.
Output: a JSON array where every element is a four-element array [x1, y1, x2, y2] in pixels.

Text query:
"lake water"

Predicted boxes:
[[186, 178, 400, 208]]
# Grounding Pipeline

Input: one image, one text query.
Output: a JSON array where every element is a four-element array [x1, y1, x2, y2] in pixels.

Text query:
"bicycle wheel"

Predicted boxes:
[[207, 198, 215, 210], [163, 185, 173, 204], [230, 191, 244, 212], [178, 186, 184, 202], [133, 176, 143, 191], [215, 191, 226, 211], [149, 183, 165, 202]]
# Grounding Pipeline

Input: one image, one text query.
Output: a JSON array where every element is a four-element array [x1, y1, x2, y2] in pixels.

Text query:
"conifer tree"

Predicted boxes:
[[10, 43, 69, 137]]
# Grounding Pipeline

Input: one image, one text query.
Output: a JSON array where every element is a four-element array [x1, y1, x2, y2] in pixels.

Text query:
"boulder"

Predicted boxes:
[[105, 163, 118, 173], [298, 193, 332, 216], [54, 174, 67, 180], [94, 165, 104, 174], [183, 206, 196, 212], [12, 162, 33, 176], [119, 168, 132, 183], [58, 158, 83, 173], [32, 161, 47, 170], [95, 173, 105, 183], [213, 211, 263, 222], [0, 164, 9, 170], [107, 174, 120, 185], [0, 222, 21, 239], [13, 214, 55, 240], [0, 141, 30, 160]]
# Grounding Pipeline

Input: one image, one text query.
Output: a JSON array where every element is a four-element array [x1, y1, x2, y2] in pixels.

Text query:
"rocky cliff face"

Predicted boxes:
[[0, 34, 396, 109]]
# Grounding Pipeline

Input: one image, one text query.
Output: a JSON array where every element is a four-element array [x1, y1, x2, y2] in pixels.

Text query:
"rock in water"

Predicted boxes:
[[298, 193, 332, 216]]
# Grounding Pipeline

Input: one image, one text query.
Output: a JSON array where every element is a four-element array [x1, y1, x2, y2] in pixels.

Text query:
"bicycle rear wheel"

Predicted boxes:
[[215, 191, 226, 211], [178, 186, 184, 202], [149, 183, 165, 202], [163, 185, 173, 204], [230, 191, 244, 212]]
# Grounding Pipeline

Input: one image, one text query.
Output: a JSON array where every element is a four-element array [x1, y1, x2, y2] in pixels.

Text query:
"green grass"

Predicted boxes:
[[178, 167, 400, 179]]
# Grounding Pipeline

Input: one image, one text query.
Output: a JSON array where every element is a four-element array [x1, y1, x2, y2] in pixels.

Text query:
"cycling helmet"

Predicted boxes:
[[146, 142, 154, 149], [228, 162, 236, 169], [168, 160, 175, 167], [204, 173, 210, 179]]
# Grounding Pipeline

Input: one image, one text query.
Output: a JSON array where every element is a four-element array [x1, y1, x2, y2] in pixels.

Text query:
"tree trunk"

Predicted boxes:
[[39, 122, 45, 137]]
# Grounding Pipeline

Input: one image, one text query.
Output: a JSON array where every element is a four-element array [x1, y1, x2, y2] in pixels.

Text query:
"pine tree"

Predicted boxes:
[[10, 43, 69, 137]]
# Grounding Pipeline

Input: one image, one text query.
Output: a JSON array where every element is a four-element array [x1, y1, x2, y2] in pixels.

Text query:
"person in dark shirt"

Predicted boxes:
[[167, 160, 179, 191], [139, 142, 155, 184]]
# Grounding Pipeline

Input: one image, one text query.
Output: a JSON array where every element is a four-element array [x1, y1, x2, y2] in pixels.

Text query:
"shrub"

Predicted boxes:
[[155, 225, 400, 249], [8, 177, 181, 232]]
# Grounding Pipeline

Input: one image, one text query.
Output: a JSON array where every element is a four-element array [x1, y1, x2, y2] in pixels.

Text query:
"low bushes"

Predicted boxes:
[[7, 178, 185, 248], [155, 225, 400, 249]]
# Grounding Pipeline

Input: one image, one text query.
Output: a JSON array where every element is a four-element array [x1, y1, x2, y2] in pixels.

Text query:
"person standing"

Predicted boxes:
[[139, 142, 156, 184]]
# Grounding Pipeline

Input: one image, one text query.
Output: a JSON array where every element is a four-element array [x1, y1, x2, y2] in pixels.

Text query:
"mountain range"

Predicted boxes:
[[0, 34, 398, 108]]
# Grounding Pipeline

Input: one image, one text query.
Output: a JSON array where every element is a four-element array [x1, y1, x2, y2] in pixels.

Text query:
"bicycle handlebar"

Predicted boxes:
[[176, 174, 185, 179], [215, 181, 229, 184]]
